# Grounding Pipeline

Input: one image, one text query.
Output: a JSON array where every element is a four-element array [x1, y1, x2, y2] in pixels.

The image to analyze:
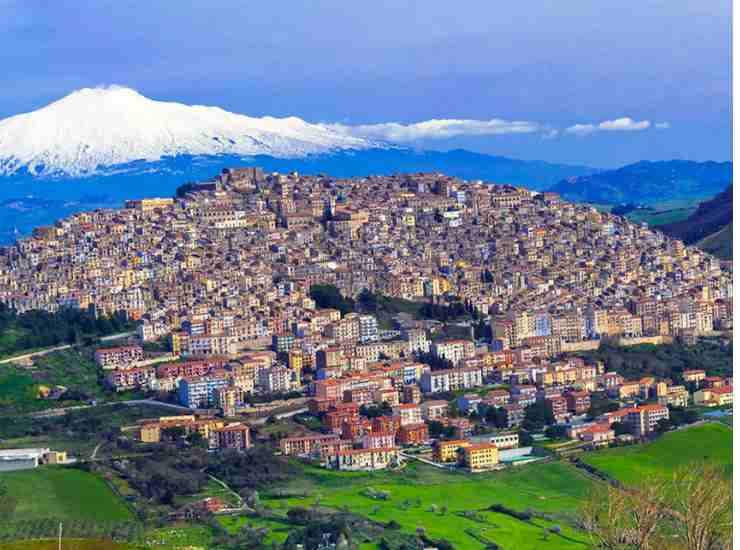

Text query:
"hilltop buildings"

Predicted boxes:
[[1, 167, 732, 468]]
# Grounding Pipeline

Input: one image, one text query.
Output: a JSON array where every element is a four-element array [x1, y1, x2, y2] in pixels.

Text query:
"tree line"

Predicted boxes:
[[0, 303, 133, 355]]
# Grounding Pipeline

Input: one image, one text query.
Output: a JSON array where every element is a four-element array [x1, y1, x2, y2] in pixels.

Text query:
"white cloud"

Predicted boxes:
[[655, 122, 671, 129], [598, 117, 651, 131], [564, 123, 597, 136], [564, 117, 656, 136], [321, 115, 666, 142], [322, 118, 546, 142]]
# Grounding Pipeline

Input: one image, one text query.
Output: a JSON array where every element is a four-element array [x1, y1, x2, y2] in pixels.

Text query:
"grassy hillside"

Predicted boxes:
[[0, 467, 133, 522], [248, 460, 594, 550], [657, 186, 732, 259], [580, 423, 732, 485], [622, 197, 701, 226], [696, 223, 732, 260], [0, 541, 143, 550]]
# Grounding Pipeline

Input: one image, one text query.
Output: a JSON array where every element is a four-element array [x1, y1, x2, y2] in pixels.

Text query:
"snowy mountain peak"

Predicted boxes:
[[0, 86, 376, 177]]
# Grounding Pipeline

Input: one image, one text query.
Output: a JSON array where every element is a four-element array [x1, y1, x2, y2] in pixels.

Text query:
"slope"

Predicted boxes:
[[548, 160, 731, 205], [657, 186, 732, 259]]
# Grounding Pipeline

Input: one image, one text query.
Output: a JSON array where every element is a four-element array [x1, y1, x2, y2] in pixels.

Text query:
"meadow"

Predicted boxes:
[[232, 460, 596, 550], [0, 541, 144, 550], [0, 467, 133, 522], [580, 422, 732, 485]]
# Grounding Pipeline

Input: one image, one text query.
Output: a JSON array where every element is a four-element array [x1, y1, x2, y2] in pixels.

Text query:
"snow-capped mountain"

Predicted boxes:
[[0, 86, 377, 177]]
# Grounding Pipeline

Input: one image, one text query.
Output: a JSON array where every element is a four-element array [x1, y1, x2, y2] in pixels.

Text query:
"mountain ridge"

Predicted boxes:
[[547, 159, 732, 204]]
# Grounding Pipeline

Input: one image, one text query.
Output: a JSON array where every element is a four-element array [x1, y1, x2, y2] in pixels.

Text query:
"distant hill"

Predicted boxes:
[[548, 160, 732, 205], [696, 224, 732, 260], [657, 186, 732, 259]]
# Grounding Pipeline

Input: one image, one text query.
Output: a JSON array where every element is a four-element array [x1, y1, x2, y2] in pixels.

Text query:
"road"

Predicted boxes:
[[0, 331, 135, 365], [248, 406, 308, 425], [28, 398, 194, 418]]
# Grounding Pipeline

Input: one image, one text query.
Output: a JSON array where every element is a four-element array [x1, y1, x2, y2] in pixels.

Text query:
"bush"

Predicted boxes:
[[489, 503, 532, 521]]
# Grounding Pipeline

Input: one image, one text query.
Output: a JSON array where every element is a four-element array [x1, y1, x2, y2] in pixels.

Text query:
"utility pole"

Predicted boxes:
[[58, 521, 63, 550]]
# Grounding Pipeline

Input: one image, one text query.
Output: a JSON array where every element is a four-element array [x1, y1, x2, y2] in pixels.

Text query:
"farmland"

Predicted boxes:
[[0, 467, 133, 522], [0, 541, 144, 550], [239, 460, 595, 549], [580, 422, 732, 485]]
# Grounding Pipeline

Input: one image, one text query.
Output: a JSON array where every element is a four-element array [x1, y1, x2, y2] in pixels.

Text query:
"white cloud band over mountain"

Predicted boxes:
[[322, 118, 545, 142], [327, 115, 664, 141]]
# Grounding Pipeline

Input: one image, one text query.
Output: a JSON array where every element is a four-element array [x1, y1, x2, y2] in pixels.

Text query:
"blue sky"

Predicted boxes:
[[0, 0, 731, 167]]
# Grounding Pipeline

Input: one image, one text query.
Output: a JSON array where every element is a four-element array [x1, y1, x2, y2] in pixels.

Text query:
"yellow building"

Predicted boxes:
[[462, 443, 499, 471], [139, 423, 161, 443], [433, 439, 470, 463], [288, 350, 303, 382]]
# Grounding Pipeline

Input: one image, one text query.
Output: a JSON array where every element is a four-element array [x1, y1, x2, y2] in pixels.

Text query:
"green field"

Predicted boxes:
[[0, 467, 133, 522], [623, 197, 703, 226], [0, 372, 37, 408], [581, 423, 732, 485], [697, 223, 732, 260], [253, 460, 594, 549], [0, 541, 143, 550], [219, 516, 294, 546]]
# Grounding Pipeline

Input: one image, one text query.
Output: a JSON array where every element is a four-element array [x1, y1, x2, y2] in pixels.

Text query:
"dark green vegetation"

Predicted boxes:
[[657, 186, 732, 259], [573, 338, 732, 385], [0, 403, 179, 457], [309, 284, 356, 315], [310, 285, 475, 330], [0, 349, 143, 414], [0, 304, 133, 358], [580, 423, 732, 486], [548, 159, 731, 204]]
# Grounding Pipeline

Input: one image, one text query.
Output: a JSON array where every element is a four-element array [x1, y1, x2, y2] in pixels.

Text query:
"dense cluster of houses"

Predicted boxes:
[[1, 167, 732, 471]]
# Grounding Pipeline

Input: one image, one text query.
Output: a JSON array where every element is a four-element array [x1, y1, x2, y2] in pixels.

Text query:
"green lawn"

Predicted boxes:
[[259, 460, 594, 549], [219, 515, 294, 546], [581, 423, 732, 485], [0, 467, 133, 522]]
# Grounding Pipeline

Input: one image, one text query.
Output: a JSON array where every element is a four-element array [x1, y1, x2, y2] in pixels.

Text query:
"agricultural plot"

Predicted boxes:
[[0, 541, 143, 550], [0, 467, 133, 522], [254, 460, 594, 549]]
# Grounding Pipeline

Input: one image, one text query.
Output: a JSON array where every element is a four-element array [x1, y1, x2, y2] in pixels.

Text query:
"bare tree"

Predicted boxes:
[[582, 462, 731, 550], [667, 463, 732, 550]]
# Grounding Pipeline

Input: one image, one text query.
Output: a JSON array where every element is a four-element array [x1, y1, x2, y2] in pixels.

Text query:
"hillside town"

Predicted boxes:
[[0, 168, 733, 471]]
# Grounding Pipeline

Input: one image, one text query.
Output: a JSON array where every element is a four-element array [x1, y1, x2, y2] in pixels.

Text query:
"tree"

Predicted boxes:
[[544, 425, 567, 440], [523, 402, 555, 431], [611, 421, 633, 437], [655, 418, 672, 434], [309, 284, 354, 315], [582, 481, 670, 550], [668, 463, 732, 550], [517, 430, 534, 447], [582, 462, 731, 550], [486, 406, 508, 429]]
